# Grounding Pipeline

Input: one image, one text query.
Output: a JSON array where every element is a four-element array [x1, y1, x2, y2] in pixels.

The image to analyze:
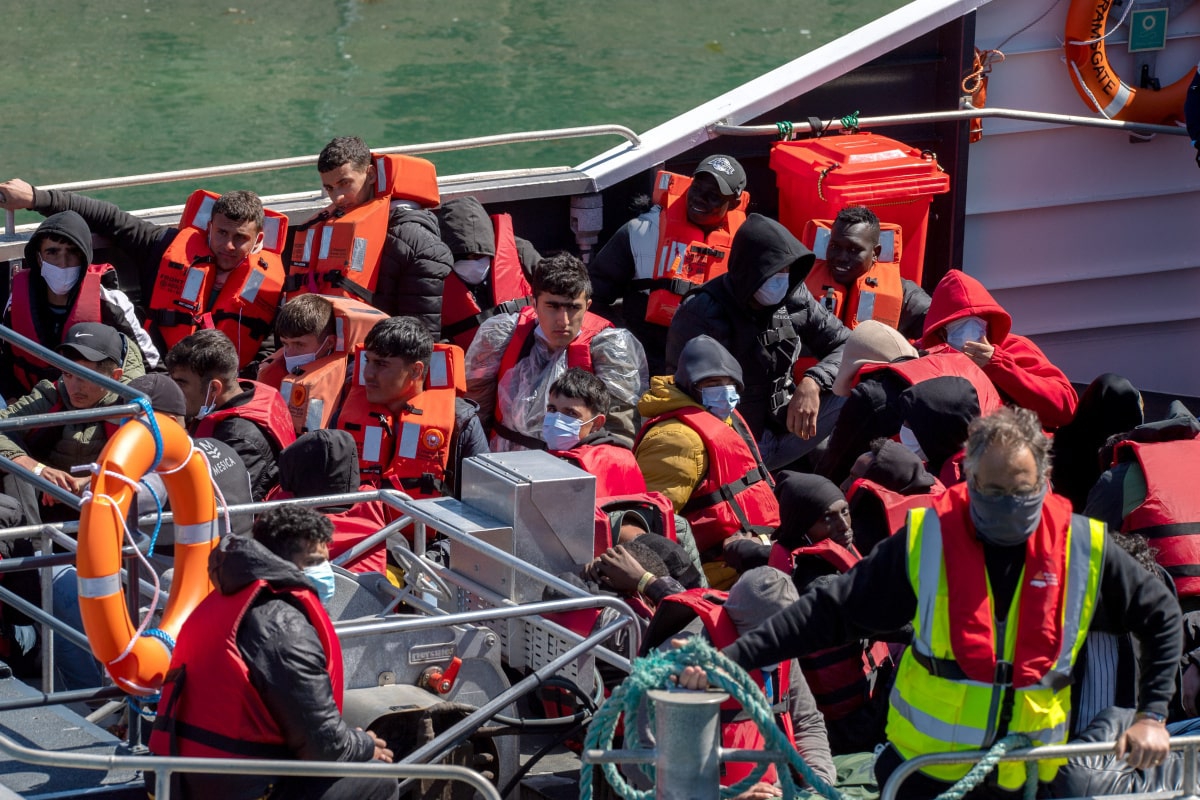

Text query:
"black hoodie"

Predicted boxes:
[[665, 214, 848, 439], [436, 196, 541, 279], [165, 535, 375, 799]]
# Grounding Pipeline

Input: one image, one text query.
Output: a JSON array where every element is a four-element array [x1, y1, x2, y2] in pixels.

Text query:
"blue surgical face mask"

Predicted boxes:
[[753, 272, 790, 306], [700, 384, 740, 420], [195, 385, 217, 420], [945, 316, 988, 351], [303, 560, 337, 605], [967, 482, 1047, 546], [542, 411, 594, 451]]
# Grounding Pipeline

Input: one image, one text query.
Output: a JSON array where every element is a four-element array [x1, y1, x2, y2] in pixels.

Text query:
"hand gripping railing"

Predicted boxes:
[[881, 735, 1200, 800], [0, 728, 501, 800]]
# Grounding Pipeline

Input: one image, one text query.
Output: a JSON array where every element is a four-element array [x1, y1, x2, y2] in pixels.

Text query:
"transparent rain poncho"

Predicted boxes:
[[466, 312, 649, 452]]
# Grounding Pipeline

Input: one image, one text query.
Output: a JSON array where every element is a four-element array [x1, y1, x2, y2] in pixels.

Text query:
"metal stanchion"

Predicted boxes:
[[650, 690, 727, 800]]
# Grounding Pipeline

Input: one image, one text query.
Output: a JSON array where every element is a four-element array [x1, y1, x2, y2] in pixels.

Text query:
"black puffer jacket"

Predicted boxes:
[[203, 381, 285, 501], [166, 535, 375, 799], [666, 214, 848, 439], [1052, 707, 1188, 797], [374, 206, 454, 336]]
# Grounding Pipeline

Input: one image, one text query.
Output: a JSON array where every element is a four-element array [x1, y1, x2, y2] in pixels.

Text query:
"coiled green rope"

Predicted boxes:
[[580, 637, 1038, 800]]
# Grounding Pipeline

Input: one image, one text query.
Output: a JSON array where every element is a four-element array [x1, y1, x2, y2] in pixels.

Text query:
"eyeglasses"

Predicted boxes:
[[969, 480, 1045, 499]]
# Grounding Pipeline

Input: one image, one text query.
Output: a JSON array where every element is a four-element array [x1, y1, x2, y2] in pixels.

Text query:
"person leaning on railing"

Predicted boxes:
[[678, 407, 1182, 800]]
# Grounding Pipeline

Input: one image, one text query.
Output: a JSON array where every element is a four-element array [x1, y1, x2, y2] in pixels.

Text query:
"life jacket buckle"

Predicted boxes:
[[994, 660, 1013, 687]]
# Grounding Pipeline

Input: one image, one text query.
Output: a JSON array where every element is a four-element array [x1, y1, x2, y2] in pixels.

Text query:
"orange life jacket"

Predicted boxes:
[[636, 407, 780, 555], [149, 190, 288, 369], [632, 171, 749, 327], [192, 380, 297, 455], [335, 342, 464, 497], [257, 296, 389, 434], [440, 213, 533, 348], [285, 154, 441, 306], [936, 485, 1077, 687], [1114, 436, 1200, 596], [149, 579, 341, 759], [8, 263, 110, 391], [802, 218, 906, 330], [767, 539, 895, 721], [644, 588, 796, 786]]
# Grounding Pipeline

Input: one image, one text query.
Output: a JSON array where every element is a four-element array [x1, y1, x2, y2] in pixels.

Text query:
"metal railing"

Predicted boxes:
[[710, 103, 1189, 138], [0, 728, 502, 800], [2, 123, 641, 235], [881, 735, 1200, 800]]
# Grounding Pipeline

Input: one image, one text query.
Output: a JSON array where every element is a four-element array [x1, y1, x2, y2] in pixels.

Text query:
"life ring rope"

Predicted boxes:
[[78, 409, 221, 696], [1063, 0, 1191, 125]]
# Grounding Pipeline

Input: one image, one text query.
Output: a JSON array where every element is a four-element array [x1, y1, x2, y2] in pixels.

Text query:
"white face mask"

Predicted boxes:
[[196, 385, 217, 420], [452, 256, 492, 285], [753, 272, 789, 306], [945, 316, 987, 351], [898, 425, 927, 461], [41, 258, 82, 295], [285, 350, 320, 373]]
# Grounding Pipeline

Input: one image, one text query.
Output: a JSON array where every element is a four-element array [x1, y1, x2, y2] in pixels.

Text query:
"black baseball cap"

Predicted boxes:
[[58, 323, 124, 364], [128, 373, 187, 418], [693, 155, 746, 197]]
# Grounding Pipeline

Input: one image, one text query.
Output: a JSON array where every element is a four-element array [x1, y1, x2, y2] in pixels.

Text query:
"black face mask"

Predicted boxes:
[[968, 483, 1047, 546]]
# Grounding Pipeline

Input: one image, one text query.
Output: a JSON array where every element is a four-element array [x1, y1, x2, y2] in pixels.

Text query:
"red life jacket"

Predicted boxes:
[[801, 218, 906, 331], [440, 213, 533, 349], [149, 190, 287, 369], [937, 484, 1076, 687], [257, 296, 388, 434], [766, 539, 895, 721], [846, 477, 947, 539], [634, 171, 749, 327], [593, 491, 679, 556], [193, 380, 297, 455], [647, 589, 796, 786], [853, 345, 1004, 416], [939, 450, 967, 487], [8, 263, 111, 391], [1114, 436, 1200, 596], [336, 343, 464, 498], [285, 154, 441, 306], [554, 442, 647, 499], [266, 485, 389, 574], [636, 407, 780, 555], [148, 579, 342, 759]]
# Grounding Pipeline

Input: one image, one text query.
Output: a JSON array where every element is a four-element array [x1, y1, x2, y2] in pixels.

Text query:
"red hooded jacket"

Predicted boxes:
[[920, 271, 1077, 428]]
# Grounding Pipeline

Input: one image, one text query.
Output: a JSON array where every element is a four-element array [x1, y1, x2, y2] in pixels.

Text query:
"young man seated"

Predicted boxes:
[[257, 293, 386, 434], [544, 368, 646, 498], [0, 322, 142, 525], [166, 329, 296, 501], [465, 253, 648, 451], [332, 316, 488, 501]]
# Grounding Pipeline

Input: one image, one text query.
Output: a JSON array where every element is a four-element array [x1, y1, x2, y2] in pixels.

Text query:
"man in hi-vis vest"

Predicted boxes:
[[680, 406, 1180, 800]]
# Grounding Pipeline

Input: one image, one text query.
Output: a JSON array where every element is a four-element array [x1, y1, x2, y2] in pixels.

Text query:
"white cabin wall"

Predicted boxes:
[[965, 0, 1200, 396]]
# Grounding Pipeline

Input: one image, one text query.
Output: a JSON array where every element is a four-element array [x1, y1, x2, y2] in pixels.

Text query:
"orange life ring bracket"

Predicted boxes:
[[78, 411, 218, 696], [1064, 0, 1192, 125]]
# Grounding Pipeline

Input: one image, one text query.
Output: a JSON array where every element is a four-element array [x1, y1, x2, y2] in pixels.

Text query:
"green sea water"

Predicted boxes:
[[1, 0, 904, 219]]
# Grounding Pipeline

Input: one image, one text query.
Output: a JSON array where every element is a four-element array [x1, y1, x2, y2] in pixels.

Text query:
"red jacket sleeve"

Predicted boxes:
[[984, 334, 1078, 428]]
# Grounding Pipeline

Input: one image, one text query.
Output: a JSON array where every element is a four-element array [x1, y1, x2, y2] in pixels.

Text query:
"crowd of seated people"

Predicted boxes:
[[1, 146, 1198, 800]]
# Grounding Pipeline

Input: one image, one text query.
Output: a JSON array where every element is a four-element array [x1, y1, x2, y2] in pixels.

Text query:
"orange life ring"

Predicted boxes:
[[1064, 0, 1192, 125], [78, 413, 218, 696]]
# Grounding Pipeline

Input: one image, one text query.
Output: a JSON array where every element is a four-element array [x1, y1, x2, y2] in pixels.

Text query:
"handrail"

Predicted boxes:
[[0, 728, 501, 800], [29, 125, 642, 196], [881, 735, 1200, 800], [710, 104, 1188, 138]]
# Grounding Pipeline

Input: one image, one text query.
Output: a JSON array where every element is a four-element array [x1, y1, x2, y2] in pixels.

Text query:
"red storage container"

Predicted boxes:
[[770, 133, 951, 285]]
